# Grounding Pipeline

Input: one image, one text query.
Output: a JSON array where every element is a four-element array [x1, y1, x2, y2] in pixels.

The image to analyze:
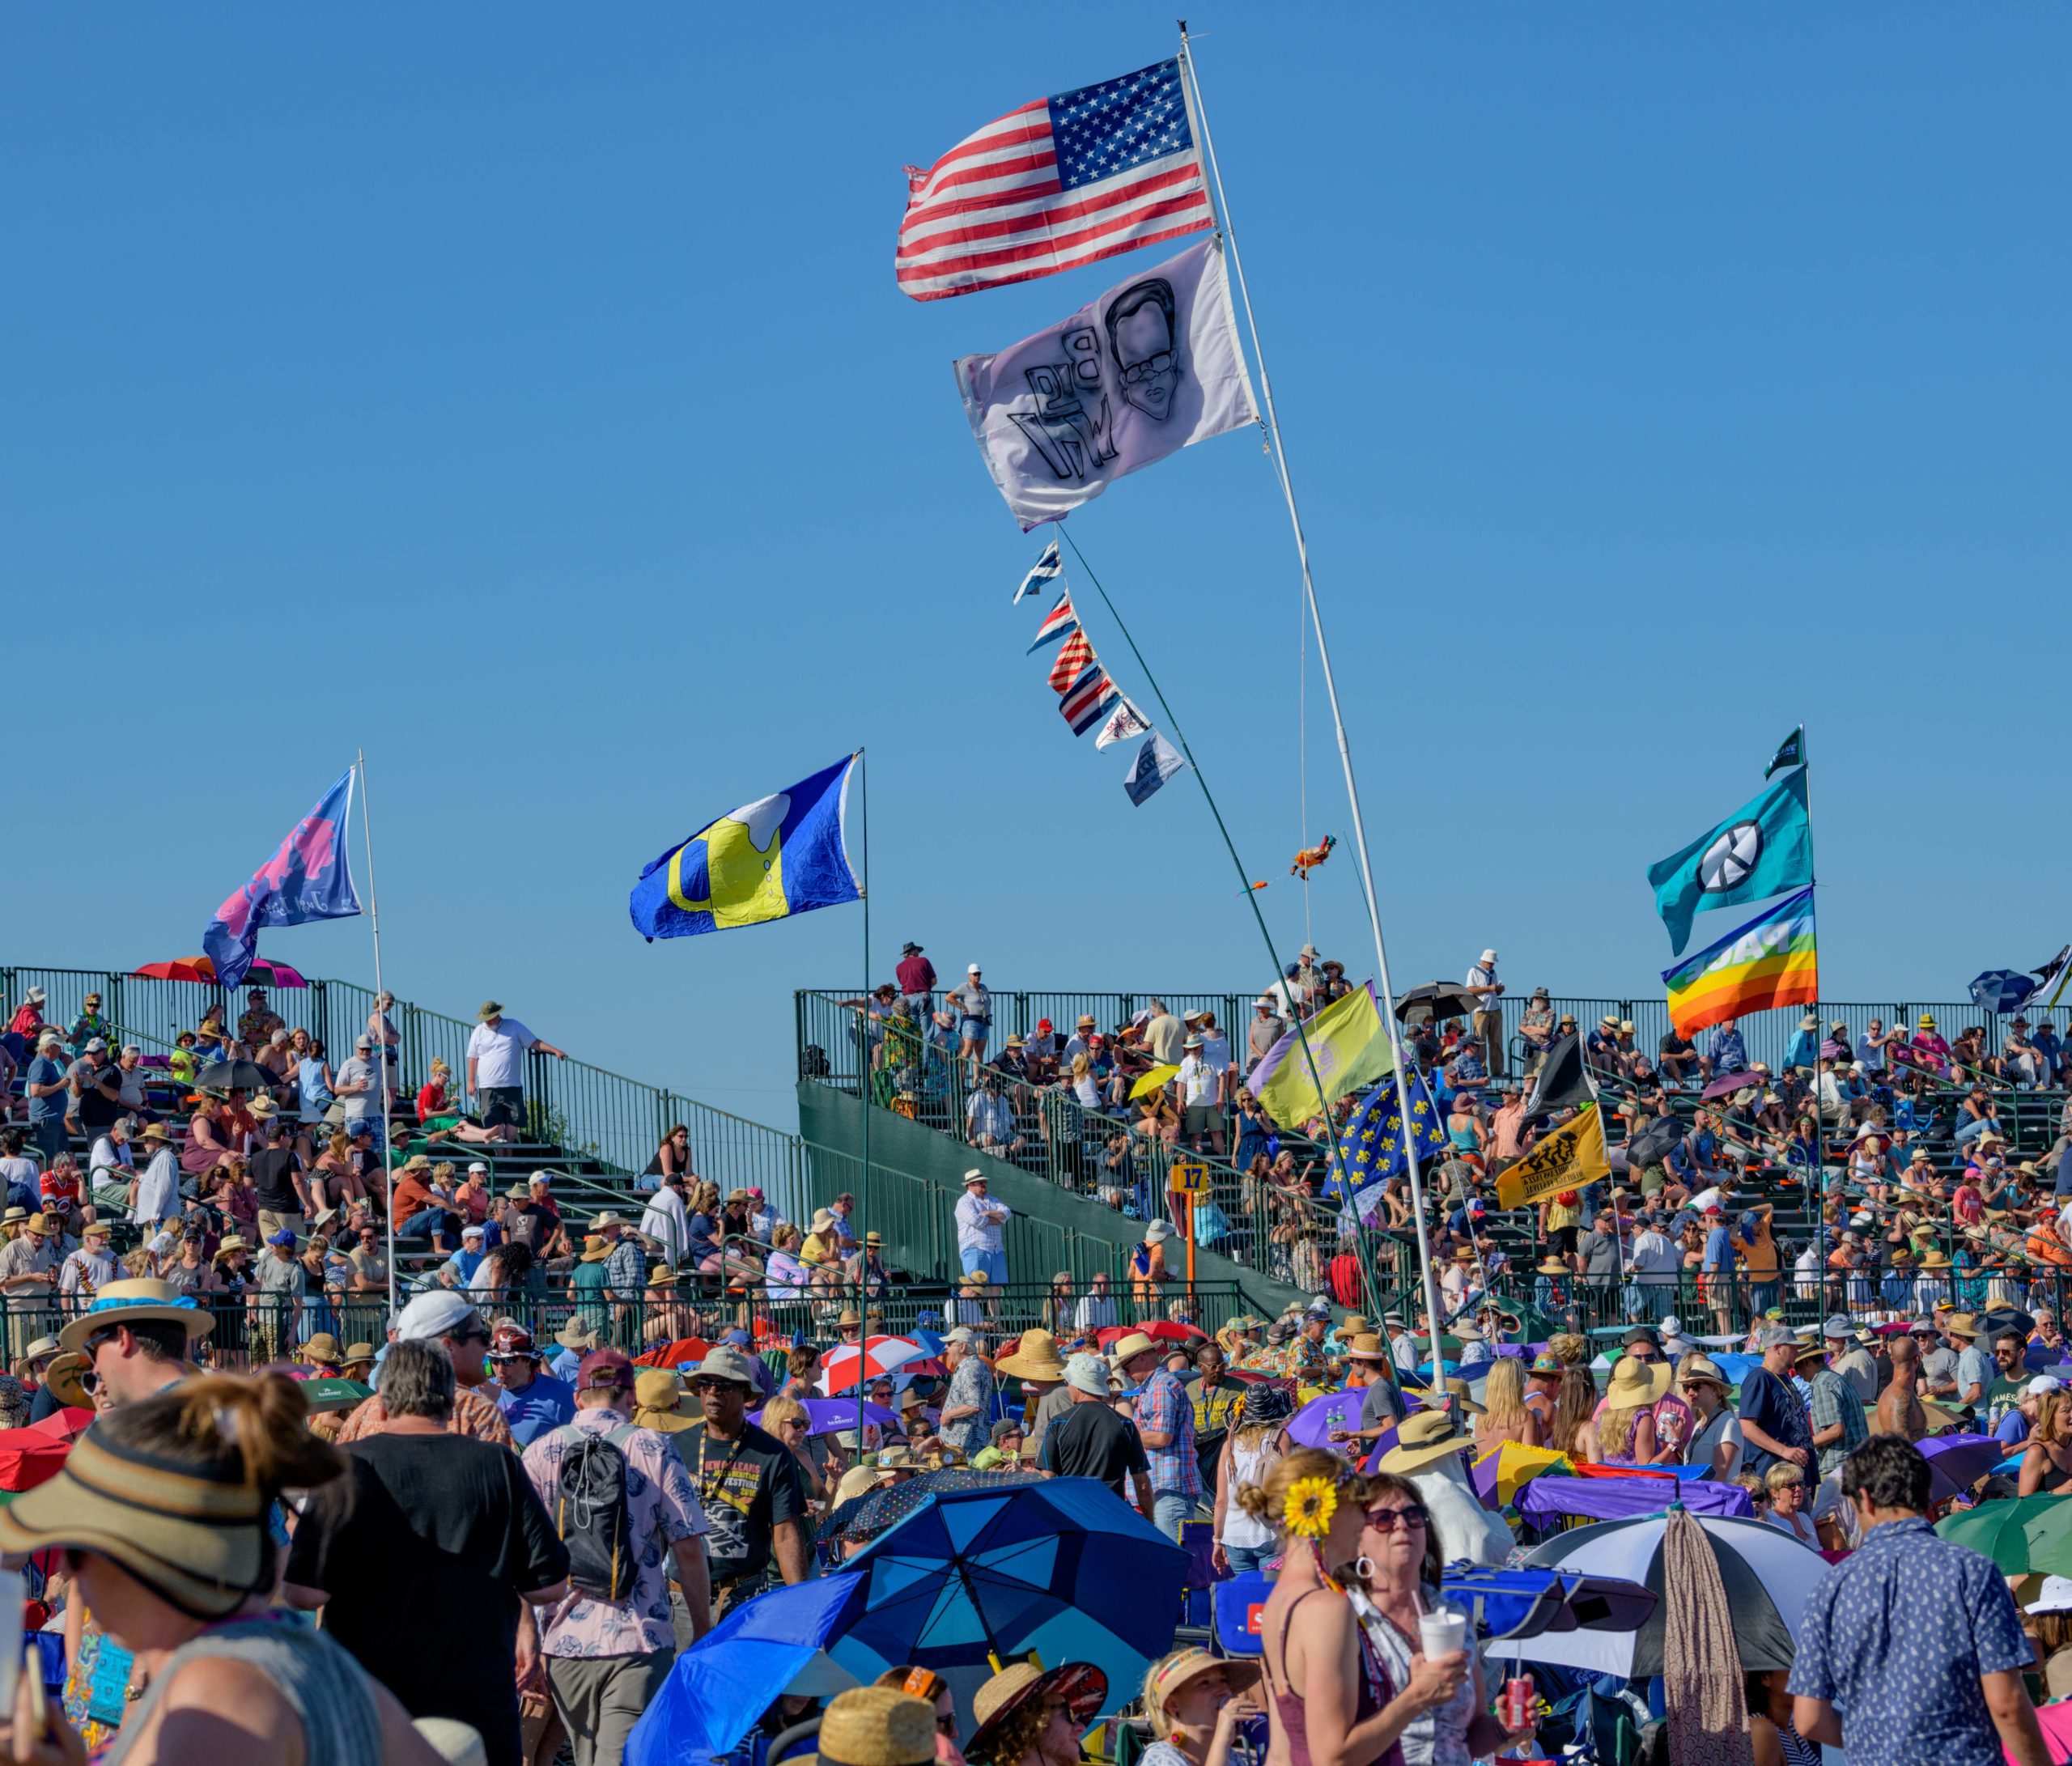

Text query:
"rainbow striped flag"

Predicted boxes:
[[1662, 885, 1818, 1036]]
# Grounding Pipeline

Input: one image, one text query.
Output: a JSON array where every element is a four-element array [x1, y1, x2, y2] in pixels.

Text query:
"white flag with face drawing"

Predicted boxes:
[[954, 238, 1260, 532]]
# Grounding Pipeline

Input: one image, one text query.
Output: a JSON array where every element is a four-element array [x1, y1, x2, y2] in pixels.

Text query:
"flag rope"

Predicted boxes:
[[1054, 524, 1385, 1329]]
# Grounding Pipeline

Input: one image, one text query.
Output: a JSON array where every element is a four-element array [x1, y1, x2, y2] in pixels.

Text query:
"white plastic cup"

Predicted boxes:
[[1417, 1608, 1467, 1661]]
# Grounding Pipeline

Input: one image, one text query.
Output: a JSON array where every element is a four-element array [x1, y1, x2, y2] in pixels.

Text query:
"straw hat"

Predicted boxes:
[[0, 1412, 277, 1618], [1918, 1249, 1953, 1271], [42, 1354, 91, 1411], [1378, 1412, 1477, 1474], [996, 1328, 1068, 1382], [1536, 1256, 1570, 1276], [212, 1235, 251, 1263], [578, 1236, 613, 1263], [57, 1279, 215, 1355], [1143, 1649, 1262, 1732], [1676, 1354, 1733, 1392], [968, 1662, 1107, 1761], [807, 1687, 937, 1766], [340, 1343, 376, 1374], [960, 1271, 991, 1291], [1439, 1377, 1486, 1416], [298, 1333, 343, 1366], [1344, 1334, 1391, 1361], [834, 1463, 894, 1506], [837, 1307, 864, 1328], [556, 1318, 601, 1352], [1110, 1331, 1161, 1367], [647, 1267, 679, 1289], [1603, 1356, 1672, 1408], [632, 1369, 694, 1433]]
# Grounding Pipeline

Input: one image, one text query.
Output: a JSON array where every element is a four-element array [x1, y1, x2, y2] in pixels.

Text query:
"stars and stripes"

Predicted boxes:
[[1047, 630, 1096, 694], [898, 59, 1216, 303], [1013, 539, 1062, 604], [1025, 589, 1081, 654]]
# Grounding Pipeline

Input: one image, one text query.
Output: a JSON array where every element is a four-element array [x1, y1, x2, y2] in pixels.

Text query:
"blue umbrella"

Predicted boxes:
[[626, 1572, 866, 1766], [1971, 970, 2040, 1013], [828, 1476, 1188, 1717]]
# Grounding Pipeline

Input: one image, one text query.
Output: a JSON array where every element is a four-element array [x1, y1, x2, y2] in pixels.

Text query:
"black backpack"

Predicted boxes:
[[551, 1423, 639, 1600]]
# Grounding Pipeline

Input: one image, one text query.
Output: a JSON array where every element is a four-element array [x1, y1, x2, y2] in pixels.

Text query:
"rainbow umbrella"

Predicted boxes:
[[1471, 1442, 1572, 1509]]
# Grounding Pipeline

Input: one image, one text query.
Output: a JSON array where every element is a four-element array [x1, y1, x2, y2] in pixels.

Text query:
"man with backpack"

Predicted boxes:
[[521, 1348, 712, 1766]]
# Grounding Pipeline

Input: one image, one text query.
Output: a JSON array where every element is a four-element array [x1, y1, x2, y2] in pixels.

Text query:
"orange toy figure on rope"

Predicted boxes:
[[1290, 834, 1337, 880]]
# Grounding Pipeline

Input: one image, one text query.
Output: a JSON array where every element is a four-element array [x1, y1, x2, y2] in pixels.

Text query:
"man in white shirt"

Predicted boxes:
[[639, 1170, 693, 1268], [130, 1122, 182, 1229], [1466, 948, 1505, 1077], [966, 1082, 1025, 1161], [953, 1169, 1012, 1287], [333, 1035, 379, 1128], [1072, 1270, 1118, 1332], [59, 1221, 117, 1298], [465, 1000, 567, 1131], [1629, 1212, 1681, 1293], [1385, 1313, 1422, 1375], [1176, 1036, 1225, 1157], [87, 1119, 135, 1198], [113, 1046, 150, 1116]]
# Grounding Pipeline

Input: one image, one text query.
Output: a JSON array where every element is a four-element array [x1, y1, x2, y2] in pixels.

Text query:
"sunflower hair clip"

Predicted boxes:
[[1283, 1475, 1340, 1540]]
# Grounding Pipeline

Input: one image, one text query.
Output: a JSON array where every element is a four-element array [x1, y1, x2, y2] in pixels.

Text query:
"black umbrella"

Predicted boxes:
[[193, 1059, 274, 1092], [1626, 1115, 1684, 1170], [1395, 983, 1485, 1027]]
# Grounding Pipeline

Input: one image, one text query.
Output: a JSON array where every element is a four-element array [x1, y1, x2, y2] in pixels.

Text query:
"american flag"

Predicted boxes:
[[898, 59, 1216, 303]]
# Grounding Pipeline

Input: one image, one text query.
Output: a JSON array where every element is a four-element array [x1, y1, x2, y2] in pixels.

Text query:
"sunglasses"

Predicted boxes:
[[1362, 1505, 1429, 1531]]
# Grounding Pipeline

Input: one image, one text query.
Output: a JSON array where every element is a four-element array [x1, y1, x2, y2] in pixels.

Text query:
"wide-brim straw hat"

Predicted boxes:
[[557, 1318, 601, 1352], [1378, 1412, 1478, 1474], [968, 1662, 1107, 1760], [0, 1423, 274, 1620], [42, 1354, 91, 1411], [579, 1237, 613, 1263], [57, 1280, 215, 1355], [1109, 1331, 1161, 1366], [1536, 1257, 1570, 1276], [1676, 1354, 1732, 1392], [996, 1328, 1068, 1382], [807, 1687, 937, 1766], [1143, 1649, 1262, 1727], [298, 1333, 343, 1365], [1603, 1355, 1673, 1408]]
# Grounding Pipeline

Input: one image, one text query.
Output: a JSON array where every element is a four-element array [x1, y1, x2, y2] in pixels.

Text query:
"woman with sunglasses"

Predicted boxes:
[[1344, 1471, 1536, 1764], [874, 1666, 962, 1764], [1240, 1448, 1465, 1766]]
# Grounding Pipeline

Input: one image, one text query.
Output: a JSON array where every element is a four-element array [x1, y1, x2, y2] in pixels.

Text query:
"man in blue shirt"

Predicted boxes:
[[1703, 1019, 1748, 1078], [22, 1031, 70, 1167], [1791, 1435, 2048, 1766], [489, 1322, 575, 1447]]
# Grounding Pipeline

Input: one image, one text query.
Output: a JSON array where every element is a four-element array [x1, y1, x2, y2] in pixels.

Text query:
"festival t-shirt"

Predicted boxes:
[[1985, 1378, 2028, 1440], [286, 1433, 567, 1766], [675, 1419, 805, 1587]]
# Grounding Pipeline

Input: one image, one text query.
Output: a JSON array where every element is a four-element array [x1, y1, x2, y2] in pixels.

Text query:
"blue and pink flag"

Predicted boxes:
[[202, 769, 362, 990]]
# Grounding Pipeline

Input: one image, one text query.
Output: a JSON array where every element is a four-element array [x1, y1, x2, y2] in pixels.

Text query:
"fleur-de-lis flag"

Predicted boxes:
[[1329, 1069, 1448, 1220]]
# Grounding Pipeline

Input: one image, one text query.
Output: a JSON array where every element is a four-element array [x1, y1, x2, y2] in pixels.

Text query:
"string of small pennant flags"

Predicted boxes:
[[1012, 540, 1186, 805]]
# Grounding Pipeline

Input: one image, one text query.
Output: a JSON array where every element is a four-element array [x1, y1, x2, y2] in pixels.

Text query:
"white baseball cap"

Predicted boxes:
[[2029, 1377, 2066, 1398], [467, 1161, 488, 1175], [967, 962, 982, 973]]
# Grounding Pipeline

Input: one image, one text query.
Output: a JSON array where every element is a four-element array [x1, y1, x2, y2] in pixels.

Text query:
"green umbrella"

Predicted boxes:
[[299, 1376, 373, 1414], [1937, 1494, 2072, 1576]]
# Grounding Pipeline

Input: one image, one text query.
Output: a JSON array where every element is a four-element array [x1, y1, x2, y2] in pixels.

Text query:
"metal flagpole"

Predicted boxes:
[[855, 750, 869, 1453], [1177, 27, 1446, 1381], [1797, 726, 1825, 1317], [355, 749, 398, 1315]]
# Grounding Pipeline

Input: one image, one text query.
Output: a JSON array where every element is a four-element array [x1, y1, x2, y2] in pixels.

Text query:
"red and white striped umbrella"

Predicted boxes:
[[817, 1335, 928, 1395]]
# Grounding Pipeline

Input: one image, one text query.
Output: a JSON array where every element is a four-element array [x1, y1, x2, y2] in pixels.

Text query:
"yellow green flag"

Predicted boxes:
[[1255, 984, 1395, 1127]]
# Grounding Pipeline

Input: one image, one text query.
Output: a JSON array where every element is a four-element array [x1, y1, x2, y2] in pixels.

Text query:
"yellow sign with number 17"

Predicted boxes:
[[1168, 1161, 1210, 1195]]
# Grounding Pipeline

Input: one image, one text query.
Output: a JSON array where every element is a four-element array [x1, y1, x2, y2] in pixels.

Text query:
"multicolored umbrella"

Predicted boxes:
[[829, 1476, 1188, 1719], [1470, 1442, 1572, 1509], [818, 1336, 930, 1395], [1938, 1493, 2072, 1576], [133, 957, 310, 988], [1519, 1512, 1828, 1678]]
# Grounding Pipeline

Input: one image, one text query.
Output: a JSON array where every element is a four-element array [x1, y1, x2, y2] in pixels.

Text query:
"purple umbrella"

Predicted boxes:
[[753, 1398, 898, 1439], [1285, 1390, 1366, 1450], [1921, 1433, 2007, 1505], [1518, 1475, 1753, 1526], [1702, 1070, 1758, 1100]]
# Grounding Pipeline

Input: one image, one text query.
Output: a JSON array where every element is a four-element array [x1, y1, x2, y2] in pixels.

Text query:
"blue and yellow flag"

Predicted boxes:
[[1329, 1069, 1448, 1221], [630, 756, 861, 940]]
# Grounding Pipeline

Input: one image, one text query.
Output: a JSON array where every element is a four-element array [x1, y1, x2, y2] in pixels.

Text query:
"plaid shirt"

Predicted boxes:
[[1136, 1367, 1199, 1501], [1807, 1365, 1868, 1477], [603, 1235, 645, 1297]]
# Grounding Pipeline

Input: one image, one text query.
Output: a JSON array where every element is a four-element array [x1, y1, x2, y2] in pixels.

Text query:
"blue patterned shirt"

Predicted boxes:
[[1805, 1366, 1868, 1477], [1788, 1517, 2032, 1766], [1135, 1366, 1199, 1501]]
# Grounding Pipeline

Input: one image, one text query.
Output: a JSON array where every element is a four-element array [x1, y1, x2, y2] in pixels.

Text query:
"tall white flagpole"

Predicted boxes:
[[356, 749, 398, 1315], [1177, 25, 1448, 1382]]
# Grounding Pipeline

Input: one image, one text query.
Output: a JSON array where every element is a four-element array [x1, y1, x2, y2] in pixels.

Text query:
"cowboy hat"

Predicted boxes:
[[837, 1307, 864, 1327], [298, 1333, 343, 1365], [211, 1235, 252, 1262], [57, 1279, 214, 1355], [578, 1236, 613, 1263], [1344, 1333, 1391, 1361], [996, 1328, 1068, 1382], [1378, 1411, 1477, 1474], [1676, 1354, 1733, 1391], [968, 1662, 1107, 1761], [1110, 1331, 1161, 1368], [1603, 1355, 1672, 1407]]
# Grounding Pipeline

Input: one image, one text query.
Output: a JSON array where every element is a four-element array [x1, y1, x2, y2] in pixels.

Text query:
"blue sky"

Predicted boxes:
[[10, 6, 2068, 1125]]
